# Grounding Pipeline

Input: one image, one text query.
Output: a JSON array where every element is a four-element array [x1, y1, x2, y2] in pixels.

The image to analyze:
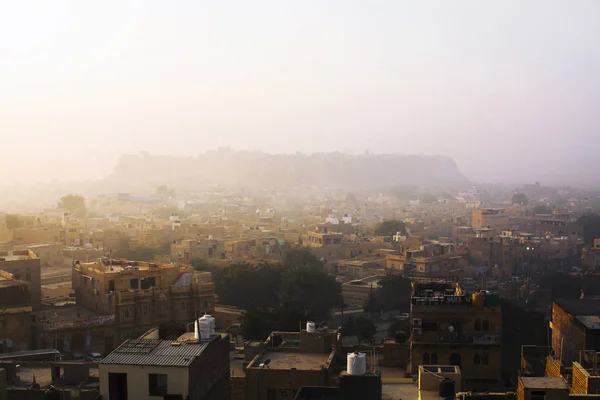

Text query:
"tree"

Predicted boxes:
[[216, 263, 283, 309], [218, 249, 342, 339], [58, 194, 86, 216], [354, 317, 377, 345], [387, 320, 408, 342], [374, 220, 407, 237], [283, 248, 323, 269], [364, 275, 411, 313], [279, 261, 342, 320], [512, 192, 529, 206], [241, 306, 277, 340], [343, 316, 357, 338]]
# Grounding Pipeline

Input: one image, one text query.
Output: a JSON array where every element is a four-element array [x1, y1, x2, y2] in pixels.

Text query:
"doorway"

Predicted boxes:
[[108, 373, 127, 400]]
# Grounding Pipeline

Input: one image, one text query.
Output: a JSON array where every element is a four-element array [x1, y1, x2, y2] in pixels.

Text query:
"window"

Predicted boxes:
[[130, 279, 139, 290], [108, 280, 115, 292], [181, 301, 186, 311], [482, 320, 490, 332], [423, 353, 430, 364], [174, 302, 180, 311], [422, 322, 438, 332], [143, 306, 148, 315], [482, 353, 489, 365], [474, 354, 481, 365], [148, 374, 167, 396], [474, 320, 481, 331], [431, 353, 438, 364]]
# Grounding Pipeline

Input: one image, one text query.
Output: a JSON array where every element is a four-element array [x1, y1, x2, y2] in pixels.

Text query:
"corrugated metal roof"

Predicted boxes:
[[100, 338, 210, 367]]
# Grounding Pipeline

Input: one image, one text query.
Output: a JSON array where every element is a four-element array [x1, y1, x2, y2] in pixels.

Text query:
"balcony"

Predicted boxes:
[[411, 331, 501, 345]]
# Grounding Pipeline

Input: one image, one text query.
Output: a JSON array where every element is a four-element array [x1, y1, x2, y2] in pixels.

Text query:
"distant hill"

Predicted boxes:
[[106, 150, 469, 189]]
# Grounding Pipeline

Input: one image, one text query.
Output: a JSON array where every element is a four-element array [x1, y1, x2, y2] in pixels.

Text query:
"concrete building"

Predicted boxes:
[[244, 329, 339, 400], [71, 257, 215, 350], [386, 242, 467, 276], [24, 243, 64, 268], [409, 281, 502, 387], [549, 298, 600, 369], [307, 229, 343, 247], [171, 239, 223, 263], [334, 260, 381, 279], [0, 249, 41, 310], [472, 208, 510, 232], [0, 270, 31, 353], [99, 329, 230, 400], [517, 377, 569, 400]]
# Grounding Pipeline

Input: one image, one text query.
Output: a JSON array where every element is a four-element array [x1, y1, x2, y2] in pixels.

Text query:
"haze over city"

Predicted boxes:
[[2, 0, 600, 185], [5, 3, 600, 399]]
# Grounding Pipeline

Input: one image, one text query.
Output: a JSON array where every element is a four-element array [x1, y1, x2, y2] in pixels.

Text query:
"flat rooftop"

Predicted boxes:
[[252, 350, 331, 371], [520, 377, 568, 390]]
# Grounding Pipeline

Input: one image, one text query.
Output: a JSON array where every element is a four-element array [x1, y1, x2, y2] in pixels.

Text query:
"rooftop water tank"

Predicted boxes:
[[201, 314, 216, 336], [306, 321, 316, 333], [194, 316, 213, 340], [347, 352, 367, 375], [439, 378, 455, 398]]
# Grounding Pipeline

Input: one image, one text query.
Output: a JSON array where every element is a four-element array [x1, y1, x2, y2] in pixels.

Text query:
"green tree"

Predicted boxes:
[[364, 275, 411, 313], [279, 261, 342, 320], [241, 306, 277, 340], [512, 192, 529, 206], [343, 316, 357, 338], [216, 263, 283, 309], [283, 248, 323, 269], [218, 249, 342, 339], [387, 320, 408, 342], [354, 317, 377, 345], [374, 220, 407, 236], [58, 194, 86, 216]]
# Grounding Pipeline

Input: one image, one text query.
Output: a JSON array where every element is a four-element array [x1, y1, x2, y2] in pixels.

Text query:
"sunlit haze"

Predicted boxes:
[[2, 0, 599, 185]]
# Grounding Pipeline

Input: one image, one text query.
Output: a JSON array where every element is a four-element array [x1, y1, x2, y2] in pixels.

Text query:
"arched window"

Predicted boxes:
[[422, 353, 430, 364], [474, 354, 481, 365], [474, 320, 481, 331], [482, 353, 489, 365], [431, 353, 438, 364], [482, 320, 490, 332], [449, 353, 462, 368]]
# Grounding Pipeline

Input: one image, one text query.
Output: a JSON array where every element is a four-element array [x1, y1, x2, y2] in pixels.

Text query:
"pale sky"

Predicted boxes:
[[1, 1, 599, 184]]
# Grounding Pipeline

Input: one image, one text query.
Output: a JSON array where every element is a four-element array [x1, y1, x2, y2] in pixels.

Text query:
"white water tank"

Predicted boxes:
[[194, 316, 213, 340], [201, 314, 216, 335], [306, 321, 316, 333], [347, 352, 367, 375]]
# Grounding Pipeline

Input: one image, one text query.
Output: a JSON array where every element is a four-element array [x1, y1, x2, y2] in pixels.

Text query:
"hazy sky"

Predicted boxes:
[[2, 1, 599, 184]]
